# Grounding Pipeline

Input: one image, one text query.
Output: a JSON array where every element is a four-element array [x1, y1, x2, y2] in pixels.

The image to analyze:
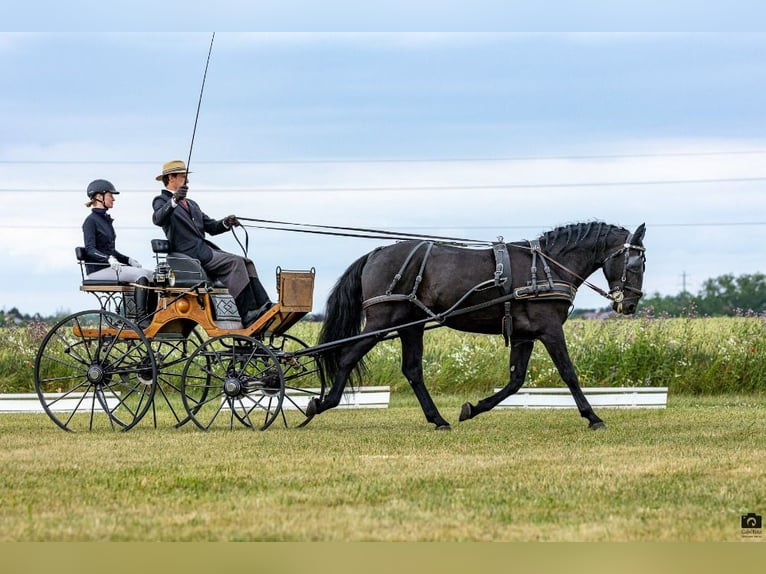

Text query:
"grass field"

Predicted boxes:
[[1, 393, 763, 542]]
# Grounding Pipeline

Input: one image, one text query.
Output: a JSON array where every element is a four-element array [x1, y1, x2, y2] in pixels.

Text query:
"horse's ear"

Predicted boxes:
[[633, 223, 646, 243]]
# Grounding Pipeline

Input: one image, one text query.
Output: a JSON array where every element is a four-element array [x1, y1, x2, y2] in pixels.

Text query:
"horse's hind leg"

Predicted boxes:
[[399, 327, 451, 430], [459, 339, 534, 421], [309, 335, 379, 416]]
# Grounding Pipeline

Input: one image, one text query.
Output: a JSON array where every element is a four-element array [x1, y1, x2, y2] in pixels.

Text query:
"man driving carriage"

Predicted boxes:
[[151, 160, 273, 327]]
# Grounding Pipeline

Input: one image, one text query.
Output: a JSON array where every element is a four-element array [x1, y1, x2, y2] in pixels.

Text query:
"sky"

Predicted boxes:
[[2, 29, 766, 316]]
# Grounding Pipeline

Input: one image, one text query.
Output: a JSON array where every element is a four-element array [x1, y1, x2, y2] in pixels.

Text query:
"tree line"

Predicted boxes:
[[635, 272, 766, 317]]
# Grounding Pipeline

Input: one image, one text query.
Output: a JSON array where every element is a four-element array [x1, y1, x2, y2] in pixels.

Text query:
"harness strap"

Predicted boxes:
[[502, 301, 512, 346], [363, 293, 441, 319], [386, 241, 431, 295], [529, 240, 539, 293], [513, 281, 577, 301], [491, 240, 513, 345], [492, 240, 512, 294], [411, 242, 433, 298]]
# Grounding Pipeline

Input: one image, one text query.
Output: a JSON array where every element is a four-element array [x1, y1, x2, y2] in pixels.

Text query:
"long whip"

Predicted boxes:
[[185, 32, 216, 184], [182, 33, 250, 259]]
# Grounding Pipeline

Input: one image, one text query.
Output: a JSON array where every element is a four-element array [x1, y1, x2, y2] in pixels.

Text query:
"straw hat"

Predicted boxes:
[[155, 160, 191, 181]]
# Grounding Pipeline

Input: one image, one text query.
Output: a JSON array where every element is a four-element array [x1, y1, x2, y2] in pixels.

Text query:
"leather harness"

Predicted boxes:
[[361, 240, 577, 346]]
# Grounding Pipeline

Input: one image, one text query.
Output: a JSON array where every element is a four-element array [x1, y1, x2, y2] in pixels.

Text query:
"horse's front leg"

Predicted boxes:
[[399, 327, 451, 430], [540, 330, 606, 430], [459, 339, 534, 421]]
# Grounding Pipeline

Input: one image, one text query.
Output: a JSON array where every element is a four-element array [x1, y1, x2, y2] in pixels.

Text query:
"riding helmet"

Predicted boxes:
[[86, 179, 120, 199]]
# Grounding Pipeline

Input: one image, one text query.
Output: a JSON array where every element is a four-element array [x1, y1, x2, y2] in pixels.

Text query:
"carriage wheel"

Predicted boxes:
[[148, 328, 209, 428], [267, 333, 326, 428], [34, 310, 157, 432], [180, 334, 284, 431]]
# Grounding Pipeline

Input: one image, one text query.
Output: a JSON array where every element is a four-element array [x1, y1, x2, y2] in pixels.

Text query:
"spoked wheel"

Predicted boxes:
[[267, 333, 326, 428], [180, 334, 284, 431], [147, 328, 208, 428], [34, 310, 157, 432]]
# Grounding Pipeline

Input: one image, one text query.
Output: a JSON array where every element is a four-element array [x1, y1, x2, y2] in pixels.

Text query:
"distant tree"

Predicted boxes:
[[696, 272, 766, 315], [637, 290, 697, 316], [634, 273, 766, 317]]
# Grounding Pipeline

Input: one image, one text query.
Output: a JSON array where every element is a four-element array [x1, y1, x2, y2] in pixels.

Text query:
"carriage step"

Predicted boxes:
[[494, 387, 667, 409], [0, 393, 122, 413]]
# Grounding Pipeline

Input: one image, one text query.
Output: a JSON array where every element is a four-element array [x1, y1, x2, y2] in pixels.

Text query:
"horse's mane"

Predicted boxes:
[[538, 221, 628, 256]]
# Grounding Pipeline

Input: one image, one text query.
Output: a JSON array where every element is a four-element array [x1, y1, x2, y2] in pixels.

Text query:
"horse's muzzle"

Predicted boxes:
[[613, 300, 638, 315], [610, 289, 640, 315]]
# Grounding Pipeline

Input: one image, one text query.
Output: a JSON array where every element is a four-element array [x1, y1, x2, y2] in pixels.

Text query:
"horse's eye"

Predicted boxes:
[[627, 255, 645, 272]]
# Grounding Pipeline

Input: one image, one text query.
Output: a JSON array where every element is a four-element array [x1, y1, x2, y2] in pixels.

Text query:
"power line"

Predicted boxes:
[[1, 149, 766, 165], [5, 222, 766, 231], [1, 176, 765, 194]]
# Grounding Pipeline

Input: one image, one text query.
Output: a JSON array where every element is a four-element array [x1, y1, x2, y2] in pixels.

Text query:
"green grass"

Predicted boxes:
[[1, 393, 763, 541]]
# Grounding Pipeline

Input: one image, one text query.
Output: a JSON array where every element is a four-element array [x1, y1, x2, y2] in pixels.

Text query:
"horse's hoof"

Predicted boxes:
[[459, 402, 473, 421], [589, 420, 607, 430], [306, 397, 318, 418], [434, 422, 452, 431], [296, 412, 315, 428]]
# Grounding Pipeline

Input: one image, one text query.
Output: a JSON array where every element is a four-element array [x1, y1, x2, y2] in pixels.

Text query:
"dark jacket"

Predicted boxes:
[[82, 208, 129, 274], [152, 190, 228, 265]]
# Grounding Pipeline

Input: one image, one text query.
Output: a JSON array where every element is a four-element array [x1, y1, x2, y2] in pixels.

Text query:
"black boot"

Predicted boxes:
[[134, 277, 151, 328], [235, 287, 261, 328], [249, 277, 274, 317]]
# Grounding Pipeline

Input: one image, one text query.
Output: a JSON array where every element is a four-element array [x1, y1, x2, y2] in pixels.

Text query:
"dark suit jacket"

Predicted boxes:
[[82, 208, 130, 274], [152, 190, 228, 265]]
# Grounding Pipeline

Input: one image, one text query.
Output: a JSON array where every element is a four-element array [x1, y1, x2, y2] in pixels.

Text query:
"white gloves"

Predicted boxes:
[[128, 258, 142, 268], [108, 256, 122, 272]]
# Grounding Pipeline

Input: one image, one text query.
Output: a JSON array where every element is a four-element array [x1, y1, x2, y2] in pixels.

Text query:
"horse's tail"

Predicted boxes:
[[317, 252, 370, 386]]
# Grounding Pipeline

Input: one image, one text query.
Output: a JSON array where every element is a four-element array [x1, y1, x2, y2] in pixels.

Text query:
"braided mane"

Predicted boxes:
[[538, 221, 627, 256]]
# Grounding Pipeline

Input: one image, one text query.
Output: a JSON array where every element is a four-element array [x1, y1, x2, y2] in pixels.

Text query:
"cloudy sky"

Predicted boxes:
[[2, 28, 766, 316]]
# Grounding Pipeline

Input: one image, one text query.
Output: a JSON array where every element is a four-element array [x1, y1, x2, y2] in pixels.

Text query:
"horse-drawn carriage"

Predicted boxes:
[[34, 238, 325, 432], [34, 221, 648, 433]]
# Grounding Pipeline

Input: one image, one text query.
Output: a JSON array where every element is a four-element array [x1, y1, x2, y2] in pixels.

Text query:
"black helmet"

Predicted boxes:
[[86, 179, 119, 199]]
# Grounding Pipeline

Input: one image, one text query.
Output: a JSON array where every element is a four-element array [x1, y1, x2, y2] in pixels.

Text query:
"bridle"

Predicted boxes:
[[600, 232, 646, 313], [528, 230, 646, 312]]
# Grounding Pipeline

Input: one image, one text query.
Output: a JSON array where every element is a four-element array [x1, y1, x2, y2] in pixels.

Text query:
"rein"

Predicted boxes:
[[238, 216, 642, 306], [231, 224, 250, 258], [238, 217, 490, 246]]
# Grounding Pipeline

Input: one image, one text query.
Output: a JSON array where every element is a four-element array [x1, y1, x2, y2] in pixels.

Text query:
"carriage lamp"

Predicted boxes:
[[154, 263, 176, 287]]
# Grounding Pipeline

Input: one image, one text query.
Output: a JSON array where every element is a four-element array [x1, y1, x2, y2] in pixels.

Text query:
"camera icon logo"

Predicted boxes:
[[741, 513, 762, 529]]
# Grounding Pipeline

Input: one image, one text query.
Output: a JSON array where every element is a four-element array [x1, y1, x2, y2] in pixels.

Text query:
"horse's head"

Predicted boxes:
[[601, 223, 646, 315]]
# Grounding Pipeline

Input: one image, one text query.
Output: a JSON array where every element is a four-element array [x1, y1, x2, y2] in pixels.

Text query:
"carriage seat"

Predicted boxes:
[[150, 239, 226, 289], [75, 246, 131, 286]]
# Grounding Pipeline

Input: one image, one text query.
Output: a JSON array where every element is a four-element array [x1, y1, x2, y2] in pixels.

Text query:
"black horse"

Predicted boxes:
[[308, 222, 646, 430]]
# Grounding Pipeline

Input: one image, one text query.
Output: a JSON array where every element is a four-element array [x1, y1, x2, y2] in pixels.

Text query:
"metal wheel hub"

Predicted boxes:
[[224, 376, 243, 397], [86, 364, 105, 384]]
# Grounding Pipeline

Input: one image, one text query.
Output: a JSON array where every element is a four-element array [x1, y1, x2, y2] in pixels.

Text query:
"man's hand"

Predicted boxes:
[[173, 185, 188, 203], [223, 214, 241, 228], [108, 255, 122, 272]]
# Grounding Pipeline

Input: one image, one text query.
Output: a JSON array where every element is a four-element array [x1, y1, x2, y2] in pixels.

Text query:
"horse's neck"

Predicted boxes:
[[551, 247, 599, 285], [542, 233, 620, 284]]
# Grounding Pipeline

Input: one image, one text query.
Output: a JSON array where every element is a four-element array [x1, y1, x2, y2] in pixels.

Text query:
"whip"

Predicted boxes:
[[185, 32, 216, 184]]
